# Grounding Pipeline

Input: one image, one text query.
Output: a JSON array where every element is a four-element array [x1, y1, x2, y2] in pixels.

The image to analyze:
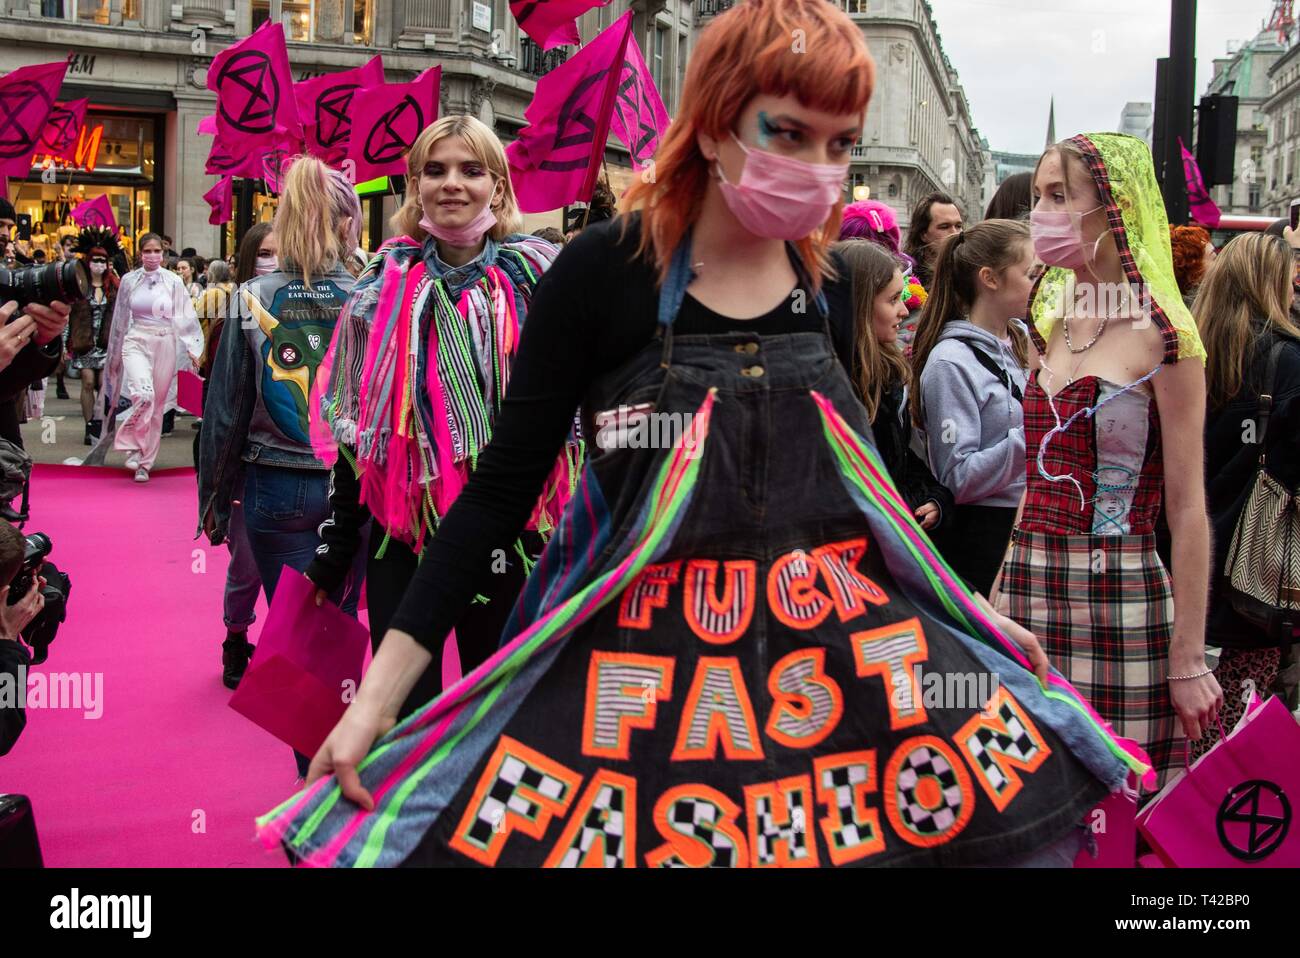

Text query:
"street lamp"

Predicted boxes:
[[853, 185, 871, 201]]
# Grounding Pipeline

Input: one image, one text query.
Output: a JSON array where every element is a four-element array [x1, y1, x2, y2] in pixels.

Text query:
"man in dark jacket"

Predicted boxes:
[[0, 518, 47, 756], [0, 301, 71, 449]]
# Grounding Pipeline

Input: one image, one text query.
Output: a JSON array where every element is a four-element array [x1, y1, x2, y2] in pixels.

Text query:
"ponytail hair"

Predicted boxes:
[[908, 219, 1032, 427], [274, 155, 362, 287]]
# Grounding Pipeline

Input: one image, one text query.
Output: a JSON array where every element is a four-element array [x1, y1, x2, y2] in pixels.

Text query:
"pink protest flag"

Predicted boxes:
[[1179, 136, 1222, 229], [228, 568, 370, 758], [259, 133, 305, 193], [203, 174, 233, 225], [197, 114, 217, 135], [34, 98, 87, 157], [0, 60, 69, 180], [70, 193, 116, 230], [510, 0, 611, 50], [607, 27, 669, 172], [177, 370, 205, 415], [295, 55, 386, 164], [346, 66, 441, 182], [205, 135, 262, 178], [506, 12, 634, 212], [206, 20, 302, 149]]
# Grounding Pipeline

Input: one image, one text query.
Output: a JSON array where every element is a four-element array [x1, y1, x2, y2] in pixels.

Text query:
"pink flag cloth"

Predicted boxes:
[[295, 55, 385, 165], [1179, 136, 1223, 229], [35, 98, 87, 157], [176, 370, 205, 415], [70, 193, 116, 230], [0, 60, 68, 179], [1137, 694, 1300, 867], [509, 0, 610, 50], [506, 12, 635, 212], [346, 66, 441, 182], [206, 20, 302, 150], [228, 568, 370, 758], [607, 23, 669, 172], [197, 114, 217, 135], [203, 175, 233, 225]]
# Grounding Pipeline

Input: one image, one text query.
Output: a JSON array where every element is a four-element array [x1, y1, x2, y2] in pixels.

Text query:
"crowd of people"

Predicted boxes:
[[3, 0, 1298, 868]]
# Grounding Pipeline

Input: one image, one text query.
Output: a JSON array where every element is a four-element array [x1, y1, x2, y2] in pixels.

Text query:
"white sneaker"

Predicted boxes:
[[134, 467, 149, 483], [125, 454, 140, 471]]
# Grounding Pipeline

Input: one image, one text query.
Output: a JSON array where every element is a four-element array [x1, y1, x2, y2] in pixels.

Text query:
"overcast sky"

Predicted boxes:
[[927, 0, 1279, 154]]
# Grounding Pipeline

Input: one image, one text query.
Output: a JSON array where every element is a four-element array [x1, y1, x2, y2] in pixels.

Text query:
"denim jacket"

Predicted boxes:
[[197, 265, 356, 542]]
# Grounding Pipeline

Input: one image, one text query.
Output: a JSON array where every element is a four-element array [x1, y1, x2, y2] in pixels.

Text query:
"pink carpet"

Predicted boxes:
[[1, 464, 308, 867]]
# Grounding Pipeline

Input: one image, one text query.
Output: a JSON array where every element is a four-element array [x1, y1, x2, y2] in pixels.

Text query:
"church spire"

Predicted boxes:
[[1046, 95, 1057, 148]]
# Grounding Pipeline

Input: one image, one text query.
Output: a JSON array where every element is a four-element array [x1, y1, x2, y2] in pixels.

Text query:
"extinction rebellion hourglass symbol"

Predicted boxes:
[[1215, 779, 1291, 862], [0, 81, 55, 159], [217, 50, 280, 135]]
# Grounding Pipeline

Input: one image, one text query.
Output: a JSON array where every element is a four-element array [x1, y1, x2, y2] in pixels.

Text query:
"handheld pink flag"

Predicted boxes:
[[510, 0, 611, 50], [295, 55, 386, 165], [205, 135, 261, 178], [0, 61, 69, 180], [346, 66, 441, 182], [70, 193, 116, 230], [506, 12, 634, 213], [607, 28, 669, 172], [34, 98, 87, 157], [1180, 137, 1222, 229], [206, 20, 302, 148], [204, 175, 233, 225]]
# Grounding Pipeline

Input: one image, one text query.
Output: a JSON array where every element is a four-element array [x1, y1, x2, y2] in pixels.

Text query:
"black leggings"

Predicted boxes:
[[930, 504, 1018, 597], [366, 529, 538, 721]]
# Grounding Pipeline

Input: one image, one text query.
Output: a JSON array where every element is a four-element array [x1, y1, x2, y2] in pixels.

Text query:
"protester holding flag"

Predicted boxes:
[[84, 233, 201, 482], [305, 114, 566, 721], [67, 226, 120, 446], [198, 158, 365, 719], [992, 133, 1222, 788], [261, 0, 1148, 870]]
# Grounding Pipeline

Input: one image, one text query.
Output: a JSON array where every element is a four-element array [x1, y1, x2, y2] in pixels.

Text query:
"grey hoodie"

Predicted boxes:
[[918, 320, 1027, 508]]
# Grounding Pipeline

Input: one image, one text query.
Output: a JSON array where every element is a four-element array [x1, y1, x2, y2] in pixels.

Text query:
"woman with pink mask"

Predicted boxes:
[[85, 232, 202, 481]]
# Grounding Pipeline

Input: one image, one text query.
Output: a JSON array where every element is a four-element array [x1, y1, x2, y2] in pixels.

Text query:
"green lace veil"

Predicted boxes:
[[1029, 132, 1207, 366]]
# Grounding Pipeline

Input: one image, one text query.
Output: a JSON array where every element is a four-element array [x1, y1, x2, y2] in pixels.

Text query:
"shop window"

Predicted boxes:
[[283, 1, 313, 41], [253, 0, 271, 31], [353, 0, 374, 44], [77, 0, 110, 23]]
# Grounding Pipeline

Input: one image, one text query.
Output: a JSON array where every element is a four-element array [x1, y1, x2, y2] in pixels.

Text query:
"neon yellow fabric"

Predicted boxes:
[[1031, 132, 1207, 366]]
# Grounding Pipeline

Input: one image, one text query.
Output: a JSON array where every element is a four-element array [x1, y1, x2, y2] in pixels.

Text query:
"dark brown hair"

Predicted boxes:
[[0, 519, 24, 594], [984, 172, 1033, 221], [904, 191, 960, 263], [235, 222, 274, 286]]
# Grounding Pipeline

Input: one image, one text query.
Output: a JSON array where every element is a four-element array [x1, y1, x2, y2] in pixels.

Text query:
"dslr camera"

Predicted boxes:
[[0, 258, 89, 311], [6, 532, 70, 666]]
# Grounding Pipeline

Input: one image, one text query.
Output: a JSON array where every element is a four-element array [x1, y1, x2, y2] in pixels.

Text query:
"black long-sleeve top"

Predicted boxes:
[[872, 383, 955, 529], [0, 637, 30, 756], [367, 215, 855, 651]]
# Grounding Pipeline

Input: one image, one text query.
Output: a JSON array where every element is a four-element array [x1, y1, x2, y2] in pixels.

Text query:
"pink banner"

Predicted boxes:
[[70, 193, 116, 230], [204, 175, 233, 225], [607, 27, 669, 172], [345, 66, 441, 182], [206, 20, 301, 149], [295, 55, 385, 165], [0, 60, 69, 180], [1180, 137, 1222, 229], [509, 0, 610, 50], [506, 12, 633, 212], [35, 98, 87, 157]]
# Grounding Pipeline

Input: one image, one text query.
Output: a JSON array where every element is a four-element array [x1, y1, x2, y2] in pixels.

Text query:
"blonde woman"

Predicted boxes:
[[1193, 231, 1300, 753], [198, 155, 367, 721], [304, 115, 564, 721]]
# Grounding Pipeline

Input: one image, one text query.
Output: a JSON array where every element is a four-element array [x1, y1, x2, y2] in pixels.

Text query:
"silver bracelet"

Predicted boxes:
[[1167, 667, 1213, 681]]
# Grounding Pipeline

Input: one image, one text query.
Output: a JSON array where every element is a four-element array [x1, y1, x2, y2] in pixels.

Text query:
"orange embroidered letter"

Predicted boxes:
[[812, 538, 890, 621], [617, 561, 681, 630], [765, 648, 844, 749], [582, 652, 675, 760], [883, 736, 976, 848], [671, 657, 764, 761], [814, 750, 886, 865], [543, 770, 638, 868], [768, 549, 832, 630], [683, 559, 757, 645], [851, 617, 929, 730], [646, 785, 749, 867], [955, 687, 1051, 812], [744, 775, 820, 868]]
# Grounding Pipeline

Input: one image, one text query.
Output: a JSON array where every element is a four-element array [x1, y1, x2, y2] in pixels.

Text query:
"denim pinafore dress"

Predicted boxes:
[[258, 237, 1146, 868]]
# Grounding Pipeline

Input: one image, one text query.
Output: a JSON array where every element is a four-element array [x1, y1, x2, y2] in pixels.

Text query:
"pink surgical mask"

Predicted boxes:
[[141, 251, 163, 270], [420, 200, 498, 247], [255, 255, 278, 276], [716, 134, 846, 241], [1029, 206, 1104, 271]]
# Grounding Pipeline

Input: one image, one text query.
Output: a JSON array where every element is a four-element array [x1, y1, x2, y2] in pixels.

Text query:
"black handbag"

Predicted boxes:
[[0, 794, 44, 867], [1223, 340, 1300, 645]]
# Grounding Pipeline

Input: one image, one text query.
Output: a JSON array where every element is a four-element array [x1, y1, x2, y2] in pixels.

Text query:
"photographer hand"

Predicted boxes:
[[0, 306, 37, 368], [0, 573, 46, 641], [26, 301, 72, 346]]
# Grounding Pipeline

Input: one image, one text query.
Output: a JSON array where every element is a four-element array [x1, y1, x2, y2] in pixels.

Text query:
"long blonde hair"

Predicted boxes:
[[390, 114, 522, 242], [1193, 231, 1300, 406], [908, 219, 1031, 427], [273, 155, 361, 287], [832, 239, 911, 422]]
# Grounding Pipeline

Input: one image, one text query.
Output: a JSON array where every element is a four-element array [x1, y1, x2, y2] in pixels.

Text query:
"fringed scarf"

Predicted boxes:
[[311, 234, 579, 555]]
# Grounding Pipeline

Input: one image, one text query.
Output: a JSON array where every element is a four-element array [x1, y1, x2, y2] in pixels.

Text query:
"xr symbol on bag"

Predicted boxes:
[[315, 83, 359, 149], [364, 95, 425, 165], [217, 50, 280, 135], [1215, 779, 1291, 862], [0, 81, 56, 159]]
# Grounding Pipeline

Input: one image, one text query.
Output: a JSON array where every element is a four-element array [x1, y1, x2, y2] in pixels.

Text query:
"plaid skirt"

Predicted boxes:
[[994, 528, 1182, 788]]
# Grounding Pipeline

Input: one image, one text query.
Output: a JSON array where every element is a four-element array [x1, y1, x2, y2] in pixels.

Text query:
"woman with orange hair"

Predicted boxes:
[[259, 0, 1146, 868], [1170, 224, 1215, 307]]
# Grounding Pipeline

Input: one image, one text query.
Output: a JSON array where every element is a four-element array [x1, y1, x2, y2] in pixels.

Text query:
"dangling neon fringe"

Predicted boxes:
[[255, 390, 717, 866]]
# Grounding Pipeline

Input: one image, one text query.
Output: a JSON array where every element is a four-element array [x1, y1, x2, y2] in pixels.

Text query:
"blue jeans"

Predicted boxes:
[[240, 461, 367, 776], [223, 497, 261, 631]]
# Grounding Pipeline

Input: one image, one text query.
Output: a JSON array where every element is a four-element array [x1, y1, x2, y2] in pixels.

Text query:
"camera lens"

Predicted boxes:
[[0, 260, 89, 310]]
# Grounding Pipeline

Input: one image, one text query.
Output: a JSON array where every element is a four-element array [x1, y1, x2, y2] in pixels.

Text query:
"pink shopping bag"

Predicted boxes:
[[229, 569, 369, 757], [1074, 775, 1138, 868], [177, 370, 204, 416], [1137, 695, 1300, 868]]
